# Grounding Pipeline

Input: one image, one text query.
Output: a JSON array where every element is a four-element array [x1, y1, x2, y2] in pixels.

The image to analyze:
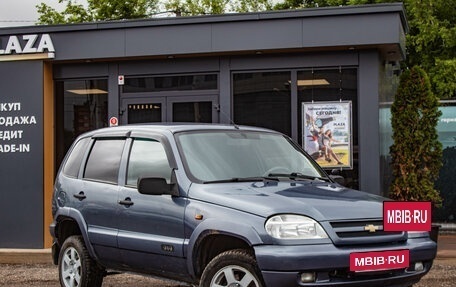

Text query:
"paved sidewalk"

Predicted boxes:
[[436, 234, 456, 259], [0, 234, 455, 264]]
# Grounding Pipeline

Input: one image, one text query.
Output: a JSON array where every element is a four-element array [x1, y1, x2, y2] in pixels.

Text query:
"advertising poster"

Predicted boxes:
[[302, 101, 352, 169]]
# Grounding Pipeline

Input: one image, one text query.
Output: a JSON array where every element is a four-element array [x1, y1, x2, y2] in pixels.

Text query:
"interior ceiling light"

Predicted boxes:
[[297, 79, 330, 86], [67, 89, 108, 95]]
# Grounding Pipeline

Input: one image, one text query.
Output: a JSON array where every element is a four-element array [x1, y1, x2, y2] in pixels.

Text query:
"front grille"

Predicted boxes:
[[327, 219, 406, 246]]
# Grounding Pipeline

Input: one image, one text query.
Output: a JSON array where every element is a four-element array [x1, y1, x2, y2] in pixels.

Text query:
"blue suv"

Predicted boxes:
[[50, 124, 436, 287]]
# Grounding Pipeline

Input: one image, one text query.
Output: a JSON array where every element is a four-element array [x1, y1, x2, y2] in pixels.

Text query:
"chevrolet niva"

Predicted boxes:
[[50, 124, 436, 287]]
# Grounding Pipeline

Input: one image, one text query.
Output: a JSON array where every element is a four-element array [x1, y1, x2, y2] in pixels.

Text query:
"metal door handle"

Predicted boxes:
[[73, 192, 86, 200], [118, 198, 134, 206]]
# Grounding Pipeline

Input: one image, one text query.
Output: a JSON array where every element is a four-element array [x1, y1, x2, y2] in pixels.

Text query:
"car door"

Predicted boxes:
[[117, 136, 187, 276], [78, 137, 126, 268]]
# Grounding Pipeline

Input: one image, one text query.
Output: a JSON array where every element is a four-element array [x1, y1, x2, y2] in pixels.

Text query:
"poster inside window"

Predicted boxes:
[[302, 101, 353, 169]]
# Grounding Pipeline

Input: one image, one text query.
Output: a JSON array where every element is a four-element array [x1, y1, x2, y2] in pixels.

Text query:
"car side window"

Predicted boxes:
[[83, 138, 125, 184], [127, 139, 171, 187], [62, 137, 90, 178]]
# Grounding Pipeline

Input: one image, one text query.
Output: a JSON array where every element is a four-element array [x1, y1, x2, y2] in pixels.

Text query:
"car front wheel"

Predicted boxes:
[[200, 249, 264, 287], [58, 235, 104, 287]]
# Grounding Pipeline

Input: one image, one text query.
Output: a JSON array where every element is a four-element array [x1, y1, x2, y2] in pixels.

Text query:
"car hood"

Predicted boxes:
[[188, 181, 386, 222]]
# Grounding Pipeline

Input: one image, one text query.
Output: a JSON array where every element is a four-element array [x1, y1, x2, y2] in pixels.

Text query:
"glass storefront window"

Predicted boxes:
[[434, 102, 456, 223], [297, 68, 358, 189], [379, 101, 456, 223], [55, 79, 108, 167], [123, 74, 218, 93], [233, 71, 291, 136]]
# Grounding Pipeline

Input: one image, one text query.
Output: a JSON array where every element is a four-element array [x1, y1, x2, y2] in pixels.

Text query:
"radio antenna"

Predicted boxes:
[[214, 104, 239, 129]]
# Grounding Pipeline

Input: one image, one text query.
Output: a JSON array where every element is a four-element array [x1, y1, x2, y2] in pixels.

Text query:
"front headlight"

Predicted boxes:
[[265, 214, 328, 239]]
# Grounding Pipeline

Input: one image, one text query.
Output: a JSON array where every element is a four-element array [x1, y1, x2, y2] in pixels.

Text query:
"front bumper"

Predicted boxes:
[[254, 237, 436, 287]]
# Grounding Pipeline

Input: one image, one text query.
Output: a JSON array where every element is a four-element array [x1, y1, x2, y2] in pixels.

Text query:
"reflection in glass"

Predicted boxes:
[[297, 68, 358, 189], [128, 103, 162, 124], [233, 72, 291, 136], [173, 102, 212, 123], [56, 79, 108, 168], [124, 74, 218, 93], [434, 104, 456, 223]]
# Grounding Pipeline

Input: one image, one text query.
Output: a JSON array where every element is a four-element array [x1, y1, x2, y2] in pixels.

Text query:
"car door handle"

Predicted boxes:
[[73, 192, 86, 200], [118, 198, 134, 206]]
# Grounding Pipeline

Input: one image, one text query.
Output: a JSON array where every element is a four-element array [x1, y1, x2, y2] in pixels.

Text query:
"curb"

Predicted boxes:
[[0, 249, 52, 264]]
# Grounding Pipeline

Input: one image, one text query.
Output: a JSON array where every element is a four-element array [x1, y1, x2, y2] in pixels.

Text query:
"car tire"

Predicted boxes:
[[58, 235, 104, 287], [200, 249, 264, 287]]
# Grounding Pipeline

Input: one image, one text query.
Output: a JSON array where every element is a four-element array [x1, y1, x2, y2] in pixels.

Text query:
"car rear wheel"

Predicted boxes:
[[58, 235, 104, 287], [200, 249, 264, 287]]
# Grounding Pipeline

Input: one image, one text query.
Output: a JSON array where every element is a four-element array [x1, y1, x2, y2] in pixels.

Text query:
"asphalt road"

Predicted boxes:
[[0, 258, 455, 287]]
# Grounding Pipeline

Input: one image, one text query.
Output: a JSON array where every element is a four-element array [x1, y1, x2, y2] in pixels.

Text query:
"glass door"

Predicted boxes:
[[121, 97, 166, 124], [167, 95, 218, 123], [121, 95, 218, 124]]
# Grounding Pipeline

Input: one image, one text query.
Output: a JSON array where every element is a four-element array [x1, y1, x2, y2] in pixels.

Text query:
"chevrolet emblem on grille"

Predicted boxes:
[[364, 224, 379, 233]]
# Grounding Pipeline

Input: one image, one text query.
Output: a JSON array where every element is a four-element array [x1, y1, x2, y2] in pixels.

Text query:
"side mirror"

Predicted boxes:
[[138, 177, 179, 196]]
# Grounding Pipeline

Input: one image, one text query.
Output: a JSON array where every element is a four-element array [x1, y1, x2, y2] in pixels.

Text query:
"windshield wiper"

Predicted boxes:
[[267, 172, 330, 182], [203, 176, 279, 184]]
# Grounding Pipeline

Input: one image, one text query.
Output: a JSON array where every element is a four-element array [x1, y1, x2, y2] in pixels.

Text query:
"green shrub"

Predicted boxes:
[[389, 66, 442, 206]]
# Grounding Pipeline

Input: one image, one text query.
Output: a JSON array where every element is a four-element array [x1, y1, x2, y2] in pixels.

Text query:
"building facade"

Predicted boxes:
[[0, 4, 407, 248]]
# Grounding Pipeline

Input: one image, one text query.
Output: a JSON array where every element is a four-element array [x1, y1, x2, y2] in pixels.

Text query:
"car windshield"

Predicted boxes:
[[175, 130, 327, 183]]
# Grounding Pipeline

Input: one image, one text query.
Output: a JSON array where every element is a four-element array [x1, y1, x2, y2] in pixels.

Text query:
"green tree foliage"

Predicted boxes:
[[37, 0, 273, 22], [233, 0, 273, 13], [37, 0, 159, 24], [163, 0, 229, 16], [389, 66, 442, 205], [273, 0, 395, 10], [162, 0, 273, 16], [37, 0, 91, 24], [404, 0, 456, 99]]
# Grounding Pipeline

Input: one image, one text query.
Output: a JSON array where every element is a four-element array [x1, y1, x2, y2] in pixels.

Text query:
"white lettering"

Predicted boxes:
[[0, 116, 38, 126], [388, 255, 396, 264], [0, 34, 54, 55], [412, 210, 428, 224], [355, 258, 364, 266], [387, 210, 412, 223], [22, 34, 38, 53], [4, 36, 22, 54], [0, 144, 30, 153], [0, 102, 21, 112], [37, 34, 55, 53], [0, 130, 24, 141]]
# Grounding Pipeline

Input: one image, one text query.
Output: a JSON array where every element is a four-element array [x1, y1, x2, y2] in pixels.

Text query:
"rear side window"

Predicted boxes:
[[62, 137, 90, 178], [84, 139, 125, 184], [127, 139, 171, 187]]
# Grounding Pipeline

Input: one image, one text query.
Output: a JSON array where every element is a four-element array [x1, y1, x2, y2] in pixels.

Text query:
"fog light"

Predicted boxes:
[[300, 272, 316, 283], [414, 262, 424, 271]]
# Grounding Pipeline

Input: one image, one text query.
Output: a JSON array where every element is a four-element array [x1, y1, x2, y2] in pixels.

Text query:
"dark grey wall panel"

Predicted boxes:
[[212, 19, 302, 52], [0, 4, 406, 62], [54, 62, 109, 79], [125, 25, 212, 56], [358, 50, 381, 195], [52, 30, 125, 60], [0, 61, 43, 248], [301, 14, 400, 48]]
